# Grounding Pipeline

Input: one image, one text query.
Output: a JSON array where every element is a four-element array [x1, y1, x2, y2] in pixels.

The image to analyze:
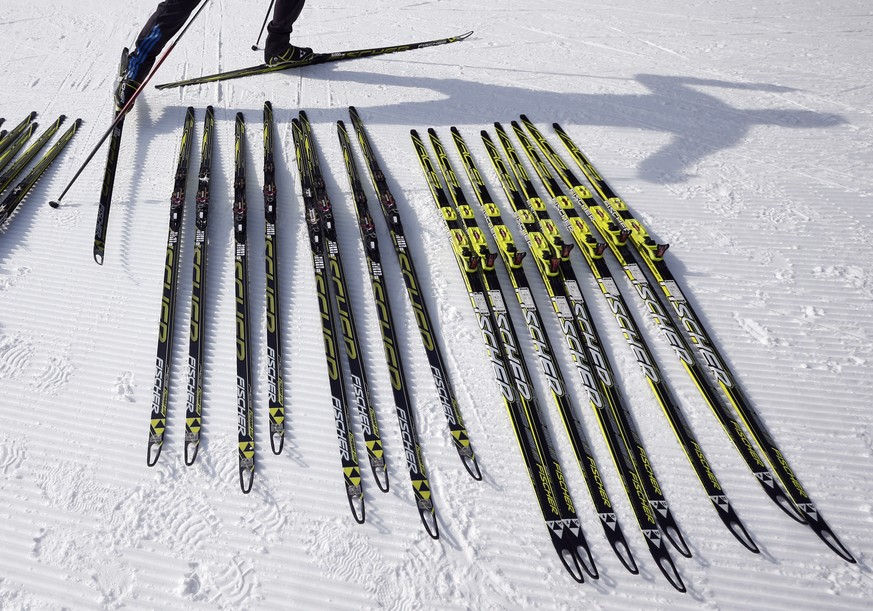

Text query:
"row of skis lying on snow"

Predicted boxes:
[[410, 117, 856, 590], [142, 104, 854, 592], [144, 104, 480, 542], [0, 112, 80, 229]]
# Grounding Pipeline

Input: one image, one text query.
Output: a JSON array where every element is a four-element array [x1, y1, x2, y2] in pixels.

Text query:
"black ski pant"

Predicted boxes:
[[129, 0, 307, 79]]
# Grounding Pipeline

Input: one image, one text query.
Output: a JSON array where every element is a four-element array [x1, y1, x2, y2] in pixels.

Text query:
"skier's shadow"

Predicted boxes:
[[315, 68, 845, 183]]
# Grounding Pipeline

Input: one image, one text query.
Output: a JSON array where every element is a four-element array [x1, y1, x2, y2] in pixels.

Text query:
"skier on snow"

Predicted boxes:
[[123, 0, 312, 99]]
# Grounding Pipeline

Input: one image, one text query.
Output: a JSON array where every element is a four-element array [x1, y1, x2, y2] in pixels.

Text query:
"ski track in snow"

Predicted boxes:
[[1, 0, 873, 608]]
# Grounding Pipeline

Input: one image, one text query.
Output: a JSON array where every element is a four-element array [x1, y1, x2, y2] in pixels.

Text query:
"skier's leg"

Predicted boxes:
[[127, 0, 203, 84], [264, 0, 310, 63]]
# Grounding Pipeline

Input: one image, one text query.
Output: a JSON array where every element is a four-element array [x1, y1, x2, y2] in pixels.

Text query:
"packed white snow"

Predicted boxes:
[[1, 0, 871, 608]]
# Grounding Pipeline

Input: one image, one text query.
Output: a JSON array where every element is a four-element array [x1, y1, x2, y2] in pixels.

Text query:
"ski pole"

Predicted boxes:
[[251, 0, 276, 51], [49, 0, 211, 209]]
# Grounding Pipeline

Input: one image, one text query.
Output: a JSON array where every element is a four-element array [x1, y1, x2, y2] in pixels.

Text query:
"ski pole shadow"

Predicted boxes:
[[310, 67, 845, 184]]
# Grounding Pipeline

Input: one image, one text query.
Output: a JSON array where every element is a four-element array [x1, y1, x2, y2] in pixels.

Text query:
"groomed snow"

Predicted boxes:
[[1, 0, 871, 607]]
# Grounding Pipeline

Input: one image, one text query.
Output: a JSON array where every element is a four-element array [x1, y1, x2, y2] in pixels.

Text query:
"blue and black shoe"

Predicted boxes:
[[115, 48, 152, 108]]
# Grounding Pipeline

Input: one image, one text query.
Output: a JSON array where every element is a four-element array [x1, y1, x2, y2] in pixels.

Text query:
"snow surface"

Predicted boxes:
[[1, 0, 872, 607]]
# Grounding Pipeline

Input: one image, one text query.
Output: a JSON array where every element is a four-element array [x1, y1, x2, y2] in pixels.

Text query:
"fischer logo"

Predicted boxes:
[[396, 407, 419, 472], [333, 397, 351, 462], [554, 301, 605, 409], [186, 356, 198, 414], [691, 441, 721, 489], [631, 471, 656, 523], [266, 346, 278, 403], [151, 357, 165, 416], [476, 310, 514, 401], [430, 367, 456, 426], [602, 286, 659, 383], [236, 376, 249, 436], [350, 374, 372, 435], [638, 450, 663, 496], [538, 463, 560, 516], [630, 273, 695, 365], [571, 301, 613, 387], [669, 295, 734, 387], [493, 310, 532, 400], [588, 457, 612, 508], [553, 465, 575, 513], [524, 307, 564, 396]]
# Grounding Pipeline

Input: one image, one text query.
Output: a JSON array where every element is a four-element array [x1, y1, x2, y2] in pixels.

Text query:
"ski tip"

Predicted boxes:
[[239, 469, 254, 494], [420, 507, 440, 540], [264, 100, 273, 113], [578, 543, 599, 581], [775, 492, 808, 524], [461, 454, 482, 481], [663, 523, 692, 559], [557, 548, 586, 584], [609, 531, 640, 575], [658, 555, 687, 593], [270, 432, 284, 456], [94, 251, 105, 266], [726, 515, 760, 554], [812, 520, 857, 564], [184, 442, 200, 466], [146, 443, 162, 467], [373, 464, 390, 494], [457, 31, 474, 40], [348, 492, 366, 525]]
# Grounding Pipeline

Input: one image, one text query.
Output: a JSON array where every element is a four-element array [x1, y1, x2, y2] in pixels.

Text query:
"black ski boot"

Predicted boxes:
[[265, 44, 314, 66]]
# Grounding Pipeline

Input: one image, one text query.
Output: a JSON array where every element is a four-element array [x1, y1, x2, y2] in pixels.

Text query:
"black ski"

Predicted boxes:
[[234, 112, 256, 494], [0, 119, 81, 227], [0, 116, 65, 194], [338, 119, 438, 537], [452, 127, 688, 591], [0, 112, 36, 157], [156, 31, 473, 90], [0, 122, 37, 173], [433, 127, 639, 574], [292, 116, 365, 522], [491, 122, 759, 554], [300, 112, 389, 492], [414, 129, 596, 584], [348, 107, 481, 480], [146, 107, 196, 467], [184, 105, 215, 466], [93, 48, 129, 265], [512, 119, 802, 529], [262, 101, 286, 455], [548, 119, 856, 564]]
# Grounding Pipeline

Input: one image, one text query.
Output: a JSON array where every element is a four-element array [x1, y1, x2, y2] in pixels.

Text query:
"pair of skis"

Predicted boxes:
[[147, 104, 288, 495]]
